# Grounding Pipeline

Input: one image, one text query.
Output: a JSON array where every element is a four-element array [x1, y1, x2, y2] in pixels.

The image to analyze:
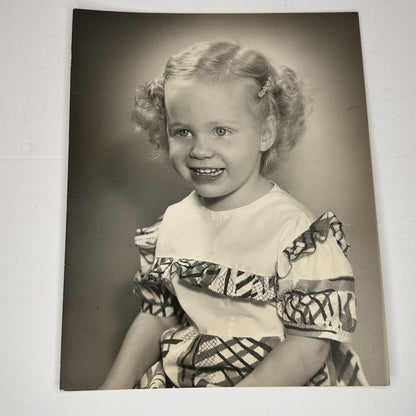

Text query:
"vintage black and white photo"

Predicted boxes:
[[60, 10, 389, 390]]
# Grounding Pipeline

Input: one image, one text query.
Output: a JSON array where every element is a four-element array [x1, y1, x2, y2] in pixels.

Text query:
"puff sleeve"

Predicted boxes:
[[133, 217, 183, 318], [275, 211, 356, 342]]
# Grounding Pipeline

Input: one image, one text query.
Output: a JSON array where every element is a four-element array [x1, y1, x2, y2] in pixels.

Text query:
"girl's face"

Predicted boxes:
[[165, 78, 273, 211]]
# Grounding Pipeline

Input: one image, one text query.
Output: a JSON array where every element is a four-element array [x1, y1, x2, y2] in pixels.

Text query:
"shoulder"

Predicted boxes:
[[134, 192, 195, 248], [263, 184, 316, 248], [158, 191, 197, 220], [134, 216, 163, 249], [277, 210, 353, 281], [266, 186, 353, 280]]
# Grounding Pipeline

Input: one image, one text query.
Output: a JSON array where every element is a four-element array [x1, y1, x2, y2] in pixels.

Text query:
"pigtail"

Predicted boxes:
[[261, 66, 306, 174], [131, 76, 168, 150]]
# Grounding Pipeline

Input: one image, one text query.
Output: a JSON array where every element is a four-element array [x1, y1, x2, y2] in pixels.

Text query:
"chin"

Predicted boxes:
[[192, 185, 230, 200]]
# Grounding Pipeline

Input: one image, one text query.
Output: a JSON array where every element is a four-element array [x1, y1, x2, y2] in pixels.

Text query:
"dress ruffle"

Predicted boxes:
[[142, 257, 277, 303], [276, 210, 349, 278], [275, 211, 356, 341], [133, 218, 183, 317]]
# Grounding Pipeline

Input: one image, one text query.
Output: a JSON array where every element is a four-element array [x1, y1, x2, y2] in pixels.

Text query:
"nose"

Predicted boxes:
[[189, 135, 214, 159]]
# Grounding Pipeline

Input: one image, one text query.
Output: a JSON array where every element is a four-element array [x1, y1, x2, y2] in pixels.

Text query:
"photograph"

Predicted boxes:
[[60, 10, 389, 390]]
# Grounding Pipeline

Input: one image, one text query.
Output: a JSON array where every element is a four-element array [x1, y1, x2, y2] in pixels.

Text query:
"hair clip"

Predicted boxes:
[[257, 75, 273, 98], [160, 71, 166, 78]]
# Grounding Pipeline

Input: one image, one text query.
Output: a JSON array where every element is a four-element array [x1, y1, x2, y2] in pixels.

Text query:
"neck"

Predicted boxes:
[[199, 175, 273, 212]]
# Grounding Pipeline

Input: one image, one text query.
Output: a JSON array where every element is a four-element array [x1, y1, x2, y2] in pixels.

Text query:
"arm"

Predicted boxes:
[[99, 312, 179, 390], [236, 335, 330, 387]]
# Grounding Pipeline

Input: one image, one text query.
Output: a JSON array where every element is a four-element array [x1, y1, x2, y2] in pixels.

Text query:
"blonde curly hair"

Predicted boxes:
[[131, 41, 306, 174]]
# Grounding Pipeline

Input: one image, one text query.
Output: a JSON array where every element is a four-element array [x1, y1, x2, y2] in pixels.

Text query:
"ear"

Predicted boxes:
[[260, 115, 277, 152]]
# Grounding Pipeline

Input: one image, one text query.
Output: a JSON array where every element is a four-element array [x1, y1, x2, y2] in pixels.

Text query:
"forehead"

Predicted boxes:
[[164, 78, 257, 121]]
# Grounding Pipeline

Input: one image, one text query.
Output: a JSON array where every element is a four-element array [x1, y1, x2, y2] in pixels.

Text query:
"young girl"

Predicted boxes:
[[101, 41, 367, 389]]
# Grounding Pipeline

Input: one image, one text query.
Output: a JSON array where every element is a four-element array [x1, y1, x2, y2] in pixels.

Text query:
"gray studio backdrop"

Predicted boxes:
[[61, 10, 388, 390]]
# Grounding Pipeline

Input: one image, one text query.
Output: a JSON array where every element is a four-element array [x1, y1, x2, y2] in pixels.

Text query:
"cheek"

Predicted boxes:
[[231, 137, 261, 161], [169, 137, 193, 153], [167, 139, 179, 158], [168, 141, 187, 166], [168, 153, 184, 178]]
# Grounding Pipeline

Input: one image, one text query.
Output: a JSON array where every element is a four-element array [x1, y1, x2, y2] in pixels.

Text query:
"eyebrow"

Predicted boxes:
[[167, 121, 186, 128], [208, 120, 238, 125], [167, 120, 238, 127]]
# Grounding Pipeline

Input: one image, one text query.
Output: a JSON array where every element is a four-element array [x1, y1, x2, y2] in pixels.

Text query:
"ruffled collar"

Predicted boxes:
[[137, 210, 349, 303], [145, 257, 277, 303]]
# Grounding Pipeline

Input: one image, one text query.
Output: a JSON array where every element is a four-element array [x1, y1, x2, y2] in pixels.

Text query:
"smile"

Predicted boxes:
[[190, 168, 224, 177]]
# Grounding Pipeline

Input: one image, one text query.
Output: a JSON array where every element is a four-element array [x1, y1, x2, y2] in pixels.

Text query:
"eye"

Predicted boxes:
[[175, 129, 191, 138], [214, 127, 229, 137]]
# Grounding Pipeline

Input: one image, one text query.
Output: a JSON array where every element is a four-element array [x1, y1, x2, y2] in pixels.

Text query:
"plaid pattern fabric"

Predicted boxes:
[[133, 218, 183, 318], [134, 218, 163, 274], [164, 258, 276, 302], [306, 364, 330, 386], [137, 324, 276, 388], [330, 342, 369, 386], [277, 277, 357, 339], [135, 324, 367, 388], [283, 210, 349, 261], [276, 212, 357, 341], [135, 254, 277, 309], [134, 361, 169, 389], [175, 333, 274, 387], [134, 281, 183, 317]]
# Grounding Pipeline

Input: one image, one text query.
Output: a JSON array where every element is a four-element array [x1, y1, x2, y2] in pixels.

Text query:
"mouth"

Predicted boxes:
[[189, 168, 225, 177]]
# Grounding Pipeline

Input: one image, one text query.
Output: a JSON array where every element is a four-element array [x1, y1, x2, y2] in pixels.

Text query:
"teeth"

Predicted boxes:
[[193, 168, 224, 176]]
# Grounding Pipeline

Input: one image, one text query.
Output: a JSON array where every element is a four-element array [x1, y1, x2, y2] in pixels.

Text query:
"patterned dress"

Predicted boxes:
[[132, 184, 368, 388]]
